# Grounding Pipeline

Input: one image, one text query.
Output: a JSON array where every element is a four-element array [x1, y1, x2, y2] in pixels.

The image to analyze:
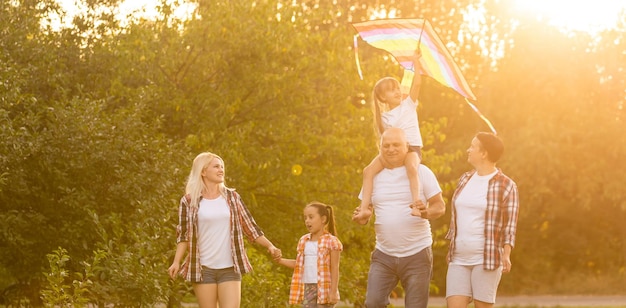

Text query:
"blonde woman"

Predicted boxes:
[[168, 152, 281, 308]]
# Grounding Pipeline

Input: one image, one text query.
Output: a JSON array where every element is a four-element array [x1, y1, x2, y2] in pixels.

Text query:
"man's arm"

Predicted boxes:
[[420, 193, 445, 220], [352, 203, 373, 225]]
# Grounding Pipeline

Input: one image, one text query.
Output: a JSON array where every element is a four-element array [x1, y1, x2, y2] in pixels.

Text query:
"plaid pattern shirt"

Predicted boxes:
[[288, 232, 343, 305], [446, 169, 519, 270], [176, 189, 264, 282]]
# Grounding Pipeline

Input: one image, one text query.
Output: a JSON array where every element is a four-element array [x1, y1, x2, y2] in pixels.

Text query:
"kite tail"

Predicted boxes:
[[464, 98, 497, 134], [354, 35, 364, 80]]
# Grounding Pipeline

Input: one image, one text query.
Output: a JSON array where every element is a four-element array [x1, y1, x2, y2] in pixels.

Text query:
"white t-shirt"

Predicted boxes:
[[451, 170, 498, 265], [302, 240, 318, 283], [360, 164, 442, 257], [381, 96, 423, 147], [197, 196, 234, 269]]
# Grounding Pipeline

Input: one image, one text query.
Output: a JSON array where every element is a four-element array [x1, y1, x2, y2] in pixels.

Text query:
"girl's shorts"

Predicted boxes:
[[303, 283, 335, 308], [199, 266, 241, 284]]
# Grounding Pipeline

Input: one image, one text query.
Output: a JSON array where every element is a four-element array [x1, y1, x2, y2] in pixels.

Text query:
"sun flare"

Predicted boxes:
[[512, 0, 626, 34], [49, 0, 195, 30]]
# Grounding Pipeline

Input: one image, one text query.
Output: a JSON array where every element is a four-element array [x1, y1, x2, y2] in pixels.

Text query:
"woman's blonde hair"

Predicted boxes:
[[371, 77, 401, 137], [185, 152, 227, 208]]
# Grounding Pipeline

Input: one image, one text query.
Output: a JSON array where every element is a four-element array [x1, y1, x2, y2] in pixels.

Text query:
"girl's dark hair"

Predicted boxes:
[[306, 202, 338, 236]]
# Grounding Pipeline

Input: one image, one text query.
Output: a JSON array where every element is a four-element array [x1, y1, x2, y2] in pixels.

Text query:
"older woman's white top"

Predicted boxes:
[[451, 170, 498, 265]]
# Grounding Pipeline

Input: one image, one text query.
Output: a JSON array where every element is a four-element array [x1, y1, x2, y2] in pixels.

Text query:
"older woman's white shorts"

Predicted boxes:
[[446, 263, 503, 304]]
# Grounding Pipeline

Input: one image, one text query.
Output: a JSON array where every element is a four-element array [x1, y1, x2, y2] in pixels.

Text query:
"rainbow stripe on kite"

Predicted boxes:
[[352, 18, 497, 133], [352, 18, 476, 100]]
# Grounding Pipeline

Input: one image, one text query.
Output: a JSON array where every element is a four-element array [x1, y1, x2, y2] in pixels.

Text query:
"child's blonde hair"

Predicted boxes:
[[371, 77, 401, 137]]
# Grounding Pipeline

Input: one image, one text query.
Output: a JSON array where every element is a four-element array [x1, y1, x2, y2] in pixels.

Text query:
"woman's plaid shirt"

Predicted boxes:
[[176, 189, 264, 282], [288, 232, 343, 304], [446, 169, 519, 270]]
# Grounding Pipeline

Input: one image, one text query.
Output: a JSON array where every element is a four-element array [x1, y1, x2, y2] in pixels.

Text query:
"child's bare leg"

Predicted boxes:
[[356, 155, 384, 221], [405, 152, 423, 216]]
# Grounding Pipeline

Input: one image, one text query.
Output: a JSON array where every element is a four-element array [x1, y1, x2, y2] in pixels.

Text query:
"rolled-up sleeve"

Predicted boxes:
[[235, 194, 264, 242], [502, 182, 519, 247], [176, 196, 190, 243]]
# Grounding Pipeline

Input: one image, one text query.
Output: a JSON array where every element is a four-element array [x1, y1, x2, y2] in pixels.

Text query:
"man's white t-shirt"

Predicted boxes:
[[361, 164, 442, 257], [381, 96, 423, 147]]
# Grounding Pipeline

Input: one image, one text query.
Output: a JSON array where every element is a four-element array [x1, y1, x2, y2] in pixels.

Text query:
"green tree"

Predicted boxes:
[[8, 0, 625, 305]]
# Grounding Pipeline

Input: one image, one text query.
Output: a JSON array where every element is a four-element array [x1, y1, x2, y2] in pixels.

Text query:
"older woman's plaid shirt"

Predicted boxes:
[[446, 169, 519, 270]]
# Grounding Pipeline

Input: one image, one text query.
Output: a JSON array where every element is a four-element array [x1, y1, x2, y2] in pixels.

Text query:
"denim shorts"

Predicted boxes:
[[303, 283, 335, 307], [199, 266, 241, 284]]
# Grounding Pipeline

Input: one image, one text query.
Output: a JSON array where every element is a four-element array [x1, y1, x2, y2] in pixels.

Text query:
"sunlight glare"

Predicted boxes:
[[50, 0, 196, 30], [369, 6, 397, 20], [512, 0, 626, 34]]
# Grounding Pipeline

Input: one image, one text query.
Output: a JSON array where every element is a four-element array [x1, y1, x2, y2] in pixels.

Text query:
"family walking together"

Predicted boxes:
[[167, 50, 519, 308]]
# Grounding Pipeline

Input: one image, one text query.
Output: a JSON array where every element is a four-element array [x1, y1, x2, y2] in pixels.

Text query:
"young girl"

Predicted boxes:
[[277, 202, 343, 308], [356, 51, 425, 221]]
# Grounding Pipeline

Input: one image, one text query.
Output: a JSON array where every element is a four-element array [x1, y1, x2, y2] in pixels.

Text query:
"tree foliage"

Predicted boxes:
[[0, 0, 625, 306]]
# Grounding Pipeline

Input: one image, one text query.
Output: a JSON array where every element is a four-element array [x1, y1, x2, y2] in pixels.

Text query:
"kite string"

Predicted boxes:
[[354, 34, 364, 80], [464, 97, 497, 134]]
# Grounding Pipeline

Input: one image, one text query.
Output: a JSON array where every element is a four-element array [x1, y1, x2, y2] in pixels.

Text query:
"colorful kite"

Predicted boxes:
[[352, 18, 497, 134]]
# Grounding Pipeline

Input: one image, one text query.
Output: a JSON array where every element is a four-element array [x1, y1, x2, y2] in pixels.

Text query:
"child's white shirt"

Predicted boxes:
[[302, 240, 318, 283], [381, 96, 423, 147]]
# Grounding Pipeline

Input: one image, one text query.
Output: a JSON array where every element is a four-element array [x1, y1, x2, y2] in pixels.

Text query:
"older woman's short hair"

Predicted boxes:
[[475, 132, 504, 163]]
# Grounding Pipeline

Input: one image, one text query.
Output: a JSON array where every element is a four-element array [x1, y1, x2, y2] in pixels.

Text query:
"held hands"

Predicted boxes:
[[409, 200, 427, 218], [352, 205, 372, 225], [268, 246, 282, 262]]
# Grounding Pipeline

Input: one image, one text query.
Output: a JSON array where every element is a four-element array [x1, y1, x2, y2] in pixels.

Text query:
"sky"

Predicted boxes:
[[52, 0, 626, 34], [511, 0, 626, 34], [50, 0, 196, 30]]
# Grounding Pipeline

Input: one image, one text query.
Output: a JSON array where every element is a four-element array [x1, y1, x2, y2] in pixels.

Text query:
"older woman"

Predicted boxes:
[[445, 133, 519, 308], [168, 152, 281, 308]]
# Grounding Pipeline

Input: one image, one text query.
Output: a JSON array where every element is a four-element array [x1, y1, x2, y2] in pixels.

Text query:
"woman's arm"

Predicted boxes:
[[502, 181, 520, 247], [254, 235, 282, 260], [329, 249, 341, 304], [167, 241, 188, 279], [502, 244, 513, 273]]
